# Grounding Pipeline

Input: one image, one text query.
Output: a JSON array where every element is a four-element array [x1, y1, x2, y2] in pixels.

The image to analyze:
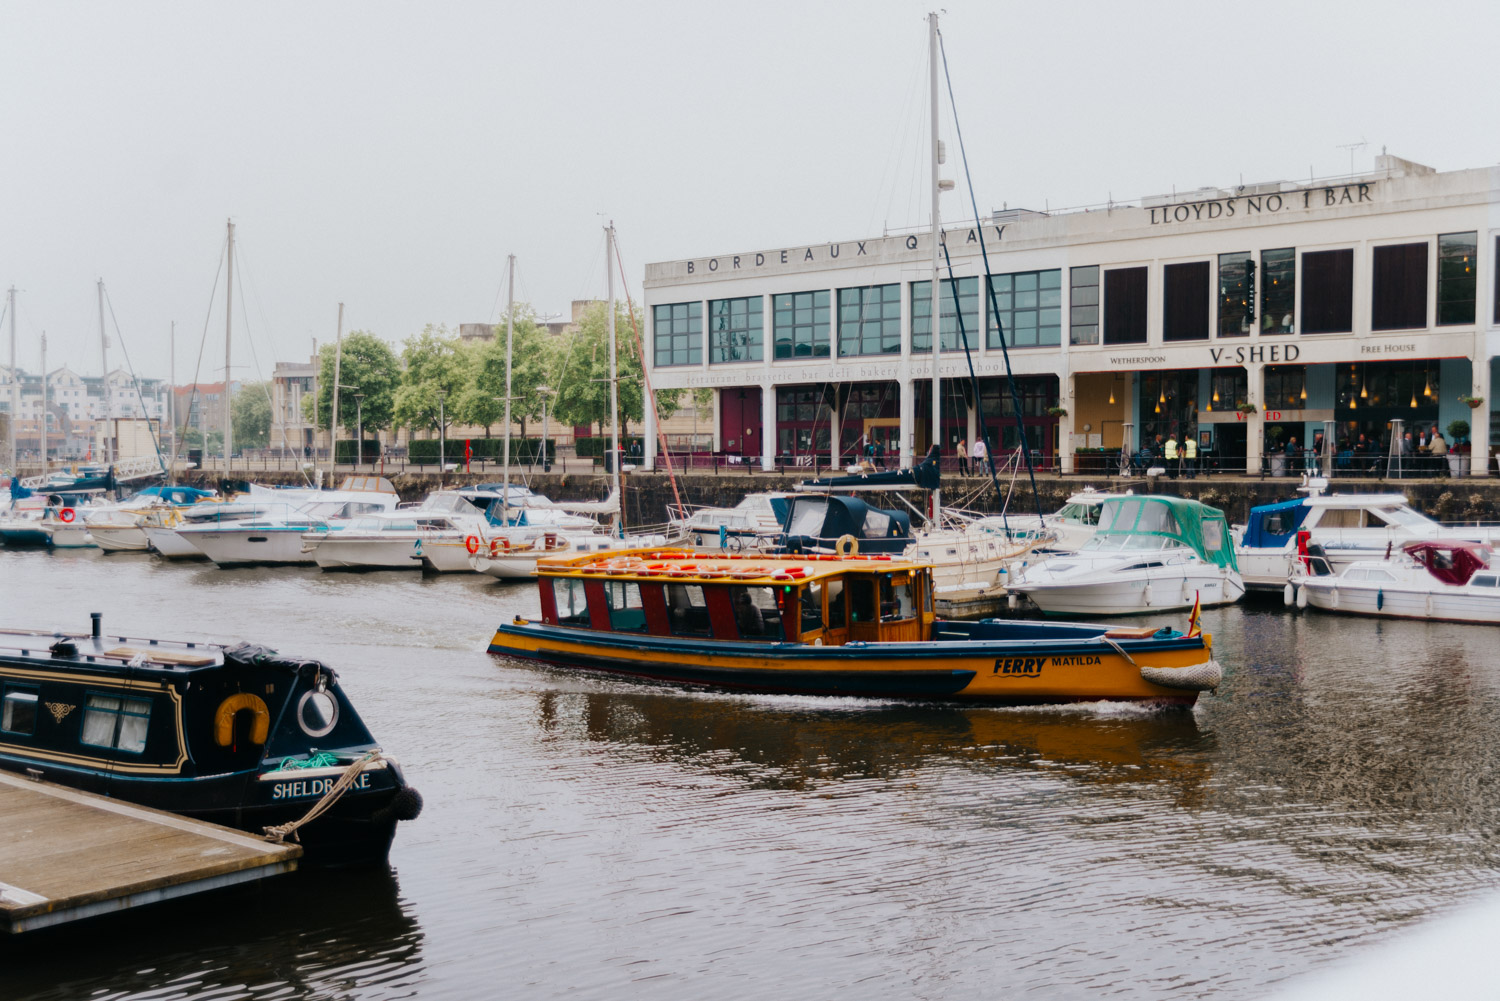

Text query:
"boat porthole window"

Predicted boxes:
[[297, 690, 339, 738]]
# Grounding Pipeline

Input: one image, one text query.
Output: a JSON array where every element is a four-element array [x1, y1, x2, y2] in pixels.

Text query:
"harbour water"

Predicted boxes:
[[5, 547, 1500, 999]]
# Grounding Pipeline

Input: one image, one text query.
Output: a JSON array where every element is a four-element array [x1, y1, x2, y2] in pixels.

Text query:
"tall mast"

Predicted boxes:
[[39, 331, 47, 471], [330, 302, 344, 484], [7, 286, 16, 474], [168, 320, 176, 484], [928, 10, 942, 525], [502, 253, 515, 519], [97, 278, 109, 463], [607, 223, 621, 537], [223, 219, 235, 476]]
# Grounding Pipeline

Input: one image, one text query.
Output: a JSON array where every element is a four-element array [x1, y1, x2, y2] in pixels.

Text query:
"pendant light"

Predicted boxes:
[[1108, 380, 1115, 405], [1423, 367, 1432, 397], [1213, 387, 1220, 403], [1158, 387, 1166, 404], [1154, 401, 1161, 414], [1300, 383, 1306, 402]]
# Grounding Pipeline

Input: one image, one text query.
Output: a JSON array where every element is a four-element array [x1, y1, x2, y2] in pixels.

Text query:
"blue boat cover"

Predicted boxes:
[[1241, 498, 1310, 549]]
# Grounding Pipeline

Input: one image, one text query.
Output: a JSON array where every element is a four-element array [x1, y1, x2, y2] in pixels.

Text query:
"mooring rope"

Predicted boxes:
[[262, 749, 382, 844]]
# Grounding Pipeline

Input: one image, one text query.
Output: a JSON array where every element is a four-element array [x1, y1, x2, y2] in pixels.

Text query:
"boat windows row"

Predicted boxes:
[[651, 232, 1488, 365], [1, 685, 151, 754]]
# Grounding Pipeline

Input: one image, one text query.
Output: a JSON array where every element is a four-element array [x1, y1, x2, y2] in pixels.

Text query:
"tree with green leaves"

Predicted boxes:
[[551, 301, 682, 438], [231, 381, 273, 449], [393, 325, 471, 437], [302, 332, 401, 446], [461, 309, 559, 438]]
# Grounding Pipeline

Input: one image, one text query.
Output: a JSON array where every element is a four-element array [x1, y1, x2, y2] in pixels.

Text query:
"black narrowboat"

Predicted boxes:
[[0, 613, 421, 867]]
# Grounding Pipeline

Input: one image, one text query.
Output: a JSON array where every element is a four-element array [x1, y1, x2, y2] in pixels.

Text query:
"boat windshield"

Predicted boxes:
[[1056, 503, 1100, 526], [1372, 505, 1435, 529], [786, 499, 828, 537], [1081, 534, 1175, 553]]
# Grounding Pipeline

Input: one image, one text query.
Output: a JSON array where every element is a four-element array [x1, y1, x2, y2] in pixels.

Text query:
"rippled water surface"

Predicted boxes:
[[5, 547, 1500, 999]]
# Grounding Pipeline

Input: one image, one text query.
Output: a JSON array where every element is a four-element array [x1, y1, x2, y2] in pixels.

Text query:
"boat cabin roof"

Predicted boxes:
[[1403, 540, 1493, 586], [0, 627, 227, 675], [1092, 495, 1237, 571], [536, 548, 928, 585]]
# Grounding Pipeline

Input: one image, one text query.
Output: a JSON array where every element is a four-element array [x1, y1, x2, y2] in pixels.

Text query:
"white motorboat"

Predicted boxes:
[[38, 511, 96, 548], [469, 528, 671, 579], [971, 487, 1115, 553], [1236, 479, 1500, 591], [668, 493, 792, 553], [1009, 495, 1244, 615], [167, 489, 400, 566], [84, 486, 218, 552], [306, 510, 492, 571], [1294, 540, 1500, 624]]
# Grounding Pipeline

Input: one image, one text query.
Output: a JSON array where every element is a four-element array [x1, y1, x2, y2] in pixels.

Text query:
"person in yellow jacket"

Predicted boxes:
[[1164, 434, 1179, 479], [1183, 434, 1198, 478]]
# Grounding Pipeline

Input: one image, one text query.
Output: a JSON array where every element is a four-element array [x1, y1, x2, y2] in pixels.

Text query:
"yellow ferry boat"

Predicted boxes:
[[486, 550, 1222, 705]]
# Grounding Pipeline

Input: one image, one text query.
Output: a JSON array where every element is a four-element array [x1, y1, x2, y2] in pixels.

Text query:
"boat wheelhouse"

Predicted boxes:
[[487, 550, 1222, 704], [0, 614, 422, 866]]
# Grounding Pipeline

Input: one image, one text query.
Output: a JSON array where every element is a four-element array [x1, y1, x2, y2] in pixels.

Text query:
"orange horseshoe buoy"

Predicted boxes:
[[465, 535, 481, 555], [59, 508, 76, 523], [214, 693, 270, 747]]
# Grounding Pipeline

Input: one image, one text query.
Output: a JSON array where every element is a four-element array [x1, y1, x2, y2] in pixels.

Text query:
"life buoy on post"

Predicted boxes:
[[214, 693, 270, 746], [59, 508, 76, 523], [465, 535, 481, 555], [835, 534, 859, 557]]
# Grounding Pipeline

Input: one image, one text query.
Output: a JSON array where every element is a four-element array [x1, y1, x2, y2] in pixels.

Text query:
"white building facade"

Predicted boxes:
[[641, 156, 1500, 476]]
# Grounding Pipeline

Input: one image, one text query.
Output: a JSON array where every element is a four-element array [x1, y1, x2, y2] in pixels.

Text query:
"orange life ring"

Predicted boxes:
[[59, 508, 76, 523], [213, 693, 270, 747], [465, 535, 480, 555]]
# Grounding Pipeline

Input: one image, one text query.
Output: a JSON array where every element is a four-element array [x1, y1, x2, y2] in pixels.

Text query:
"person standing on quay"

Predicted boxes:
[[956, 438, 969, 476], [971, 436, 987, 476], [1164, 433, 1179, 479], [1183, 434, 1198, 479]]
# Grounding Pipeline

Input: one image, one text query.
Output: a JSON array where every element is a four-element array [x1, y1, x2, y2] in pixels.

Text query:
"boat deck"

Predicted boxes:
[[0, 770, 301, 933]]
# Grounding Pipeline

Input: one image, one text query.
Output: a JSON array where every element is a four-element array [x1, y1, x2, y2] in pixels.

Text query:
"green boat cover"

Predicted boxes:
[[1092, 495, 1239, 572]]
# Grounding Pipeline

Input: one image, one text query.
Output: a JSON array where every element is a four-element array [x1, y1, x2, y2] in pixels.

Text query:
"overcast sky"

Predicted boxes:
[[3, 0, 1496, 384]]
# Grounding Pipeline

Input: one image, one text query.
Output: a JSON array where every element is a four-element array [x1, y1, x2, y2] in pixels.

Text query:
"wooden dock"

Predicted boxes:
[[0, 771, 301, 933]]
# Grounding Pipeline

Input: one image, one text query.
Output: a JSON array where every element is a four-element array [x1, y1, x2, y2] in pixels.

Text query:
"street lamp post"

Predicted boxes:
[[353, 393, 365, 471], [436, 389, 447, 482], [536, 385, 553, 472]]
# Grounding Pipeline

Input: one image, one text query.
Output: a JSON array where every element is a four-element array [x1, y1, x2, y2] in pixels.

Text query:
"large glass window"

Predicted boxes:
[[653, 302, 702, 367], [773, 291, 830, 359], [550, 578, 590, 627], [1103, 267, 1148, 344], [80, 693, 151, 754], [1437, 232, 1477, 326], [1301, 249, 1354, 334], [730, 586, 782, 641], [1261, 248, 1295, 334], [709, 297, 763, 363], [1217, 252, 1253, 337], [837, 285, 901, 357], [912, 277, 979, 351], [1371, 242, 1429, 330], [1, 687, 37, 734], [1264, 365, 1307, 410], [1206, 369, 1248, 412], [1069, 266, 1100, 345], [1163, 262, 1210, 341], [988, 270, 1061, 348], [603, 581, 647, 634]]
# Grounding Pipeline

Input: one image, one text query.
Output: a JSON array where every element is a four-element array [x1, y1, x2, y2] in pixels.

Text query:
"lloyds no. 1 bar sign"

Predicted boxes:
[[1148, 183, 1375, 226]]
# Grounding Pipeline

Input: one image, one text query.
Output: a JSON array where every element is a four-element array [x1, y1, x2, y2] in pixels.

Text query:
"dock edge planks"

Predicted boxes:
[[0, 770, 301, 933]]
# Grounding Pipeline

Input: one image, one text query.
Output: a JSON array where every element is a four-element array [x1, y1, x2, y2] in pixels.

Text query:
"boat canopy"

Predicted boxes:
[[1094, 496, 1238, 571], [779, 494, 911, 553], [134, 485, 215, 505], [1241, 498, 1312, 549], [795, 449, 942, 493], [1403, 540, 1492, 586]]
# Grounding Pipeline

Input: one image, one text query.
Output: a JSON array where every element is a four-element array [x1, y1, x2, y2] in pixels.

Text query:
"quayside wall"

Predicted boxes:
[[173, 470, 1500, 527]]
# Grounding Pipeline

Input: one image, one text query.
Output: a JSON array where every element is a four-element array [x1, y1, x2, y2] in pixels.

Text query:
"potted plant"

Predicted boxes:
[[1237, 402, 1258, 415], [1046, 405, 1068, 417], [1459, 394, 1484, 409], [1447, 419, 1471, 477], [1266, 426, 1286, 477]]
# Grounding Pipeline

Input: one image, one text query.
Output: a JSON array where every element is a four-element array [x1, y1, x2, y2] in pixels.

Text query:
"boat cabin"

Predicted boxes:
[[778, 495, 912, 555], [1084, 496, 1238, 571], [1403, 540, 1495, 586], [535, 551, 936, 646]]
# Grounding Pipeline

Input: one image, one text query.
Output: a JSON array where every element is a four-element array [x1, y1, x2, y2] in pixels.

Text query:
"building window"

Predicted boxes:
[[837, 285, 901, 357], [1207, 369, 1249, 412], [1103, 267, 1148, 345], [80, 693, 151, 754], [1261, 248, 1295, 334], [1264, 365, 1307, 410], [1371, 242, 1429, 330], [911, 277, 979, 351], [773, 291, 830, 359], [652, 302, 702, 368], [1069, 266, 1099, 345], [708, 297, 763, 364], [1, 686, 38, 735], [988, 270, 1061, 348], [1437, 232, 1477, 326], [1300, 249, 1353, 334], [1217, 252, 1253, 337], [1163, 262, 1210, 341]]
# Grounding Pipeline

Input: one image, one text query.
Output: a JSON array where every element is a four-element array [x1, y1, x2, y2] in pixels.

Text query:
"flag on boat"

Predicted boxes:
[[1187, 591, 1202, 638]]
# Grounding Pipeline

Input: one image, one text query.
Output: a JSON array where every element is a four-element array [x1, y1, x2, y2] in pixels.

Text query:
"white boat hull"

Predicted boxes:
[[313, 537, 426, 571], [1016, 568, 1243, 616], [42, 523, 96, 549], [143, 525, 208, 559], [88, 524, 151, 552], [180, 528, 319, 566], [1300, 579, 1500, 624], [419, 540, 487, 573]]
